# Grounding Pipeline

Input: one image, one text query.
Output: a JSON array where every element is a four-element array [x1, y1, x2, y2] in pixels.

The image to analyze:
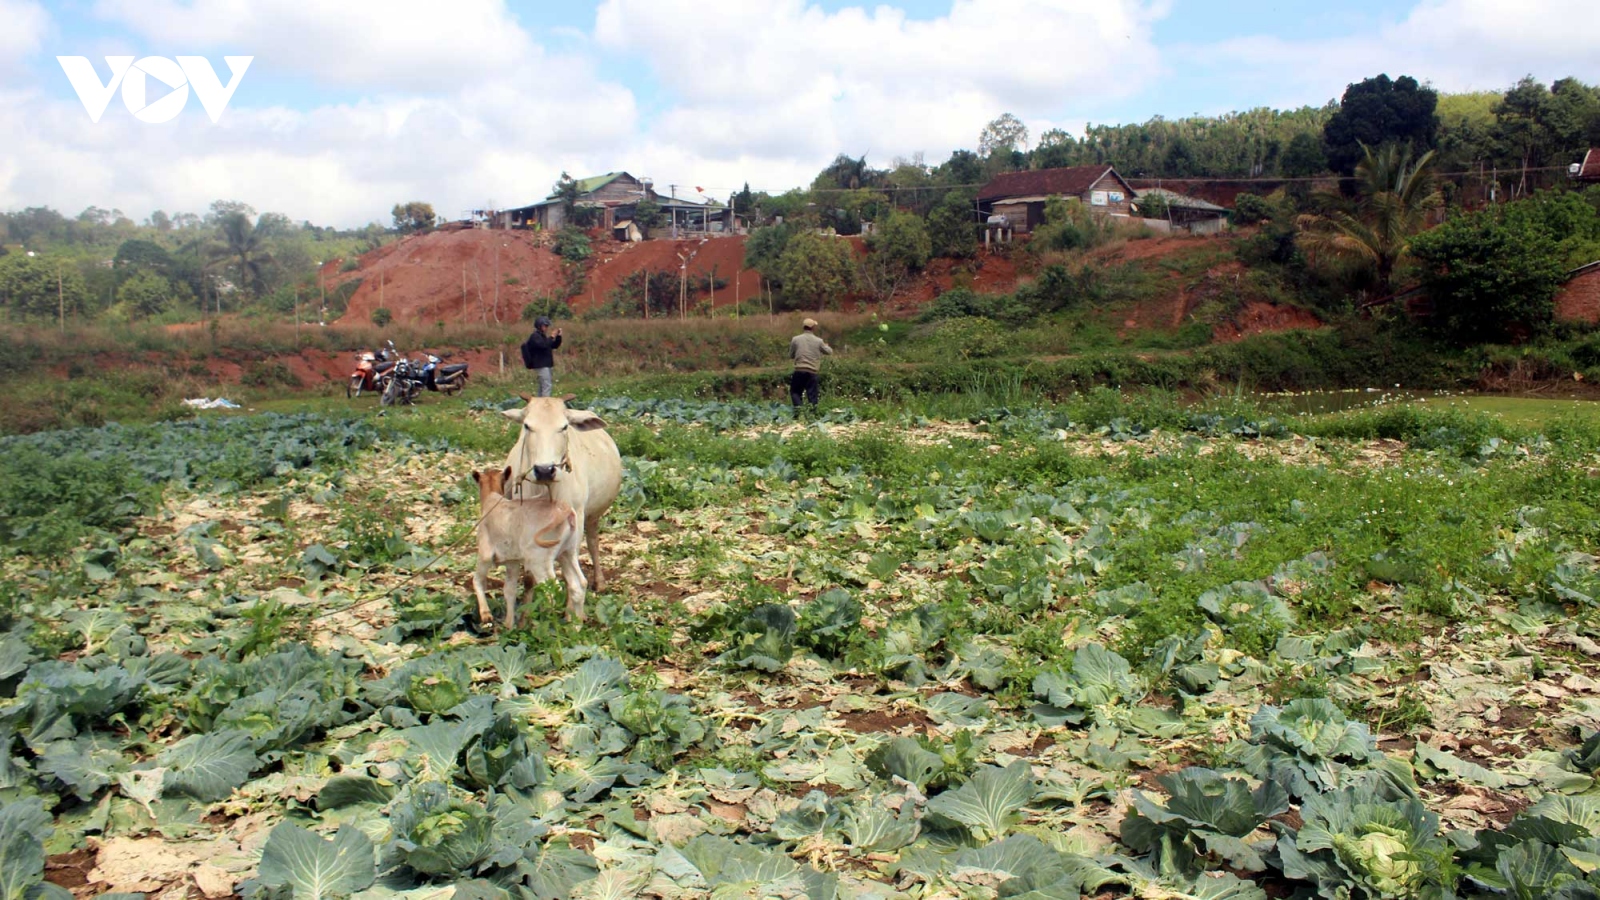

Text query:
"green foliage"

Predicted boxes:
[[552, 226, 591, 263], [0, 253, 88, 320], [369, 307, 392, 327], [519, 295, 572, 322], [115, 270, 192, 319], [256, 823, 376, 900], [861, 210, 932, 301], [776, 231, 855, 311], [1410, 200, 1570, 342], [926, 188, 978, 259], [1323, 74, 1439, 176], [0, 800, 51, 900], [631, 196, 664, 239], [1123, 767, 1290, 873], [391, 201, 436, 233]]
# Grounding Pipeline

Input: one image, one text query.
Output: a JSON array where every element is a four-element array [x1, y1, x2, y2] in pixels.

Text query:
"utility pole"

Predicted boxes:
[[462, 266, 467, 317], [57, 264, 64, 332], [643, 271, 649, 319], [494, 243, 501, 322], [295, 286, 301, 343]]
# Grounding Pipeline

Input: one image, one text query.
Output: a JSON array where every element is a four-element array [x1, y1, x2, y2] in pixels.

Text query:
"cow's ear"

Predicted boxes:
[[501, 465, 513, 485], [471, 470, 482, 484], [565, 409, 607, 431], [518, 393, 533, 402], [560, 393, 578, 403], [500, 408, 526, 423]]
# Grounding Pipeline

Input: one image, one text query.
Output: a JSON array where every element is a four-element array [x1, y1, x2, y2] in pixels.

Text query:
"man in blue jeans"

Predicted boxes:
[[520, 317, 563, 397], [788, 317, 832, 414]]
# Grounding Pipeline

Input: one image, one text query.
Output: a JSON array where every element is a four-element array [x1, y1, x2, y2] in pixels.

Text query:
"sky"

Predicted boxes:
[[0, 0, 1596, 229]]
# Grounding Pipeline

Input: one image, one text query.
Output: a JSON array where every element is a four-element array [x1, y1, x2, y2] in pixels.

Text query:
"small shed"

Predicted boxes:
[[1132, 188, 1231, 235], [976, 165, 1138, 232]]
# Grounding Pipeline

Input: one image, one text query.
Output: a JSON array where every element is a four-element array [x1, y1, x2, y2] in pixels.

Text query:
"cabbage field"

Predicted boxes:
[[4, 392, 1600, 900]]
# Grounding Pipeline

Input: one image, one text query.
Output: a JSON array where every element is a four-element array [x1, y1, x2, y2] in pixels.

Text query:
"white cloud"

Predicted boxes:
[[0, 0, 50, 74], [596, 0, 1166, 186], [90, 0, 537, 89], [1192, 0, 1600, 108]]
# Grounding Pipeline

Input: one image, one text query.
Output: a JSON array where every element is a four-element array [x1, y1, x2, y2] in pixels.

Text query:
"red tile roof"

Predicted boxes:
[[1581, 149, 1600, 181], [977, 166, 1128, 202]]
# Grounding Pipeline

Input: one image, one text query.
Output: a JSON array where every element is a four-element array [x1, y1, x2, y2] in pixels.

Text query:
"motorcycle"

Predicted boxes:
[[379, 351, 469, 407], [347, 341, 398, 398], [421, 354, 470, 394]]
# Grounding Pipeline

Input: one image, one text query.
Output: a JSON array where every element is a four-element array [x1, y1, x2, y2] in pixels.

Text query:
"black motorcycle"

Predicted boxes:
[[380, 352, 469, 407]]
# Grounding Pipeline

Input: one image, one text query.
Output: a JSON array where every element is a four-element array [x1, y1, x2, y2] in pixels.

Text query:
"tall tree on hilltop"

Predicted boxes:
[[210, 211, 274, 298], [1297, 143, 1442, 290], [1322, 75, 1439, 177]]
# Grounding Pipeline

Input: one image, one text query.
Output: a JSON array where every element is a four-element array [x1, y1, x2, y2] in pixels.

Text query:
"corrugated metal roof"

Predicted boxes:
[[1580, 149, 1600, 181], [1134, 187, 1228, 213], [977, 166, 1127, 202]]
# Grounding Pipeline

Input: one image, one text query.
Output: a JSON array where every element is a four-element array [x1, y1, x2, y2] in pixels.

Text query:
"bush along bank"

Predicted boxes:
[[589, 326, 1511, 403]]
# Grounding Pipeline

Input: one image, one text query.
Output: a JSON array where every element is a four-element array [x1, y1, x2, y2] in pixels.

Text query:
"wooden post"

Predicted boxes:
[[494, 243, 501, 322], [57, 265, 64, 332], [379, 268, 385, 310], [643, 270, 649, 319], [295, 286, 300, 342], [679, 264, 686, 319], [462, 266, 467, 317], [709, 265, 715, 313], [474, 265, 486, 323], [735, 270, 740, 319]]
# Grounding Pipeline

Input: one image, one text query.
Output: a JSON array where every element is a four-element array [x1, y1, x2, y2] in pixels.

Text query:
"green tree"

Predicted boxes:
[[210, 211, 274, 297], [744, 222, 799, 280], [861, 209, 932, 301], [632, 197, 664, 239], [391, 202, 437, 233], [0, 253, 88, 320], [777, 232, 855, 312], [979, 112, 1030, 158], [927, 189, 978, 259], [113, 239, 173, 282], [1296, 144, 1442, 289], [116, 269, 189, 318], [1410, 202, 1568, 342], [1322, 74, 1438, 176], [1282, 132, 1328, 177], [938, 150, 983, 185], [371, 307, 393, 327]]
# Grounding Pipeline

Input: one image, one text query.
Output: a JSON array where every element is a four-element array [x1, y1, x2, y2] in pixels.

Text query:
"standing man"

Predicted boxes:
[[788, 317, 832, 414], [520, 316, 563, 397]]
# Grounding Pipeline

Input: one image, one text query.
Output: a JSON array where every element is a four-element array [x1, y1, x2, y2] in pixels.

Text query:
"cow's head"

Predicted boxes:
[[472, 466, 513, 503], [501, 395, 607, 484]]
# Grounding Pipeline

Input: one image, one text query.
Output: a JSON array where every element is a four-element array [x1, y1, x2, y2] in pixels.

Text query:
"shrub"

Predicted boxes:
[[553, 226, 592, 263], [520, 296, 573, 322], [1409, 205, 1567, 343], [370, 307, 393, 327], [339, 258, 360, 272], [1231, 193, 1274, 225]]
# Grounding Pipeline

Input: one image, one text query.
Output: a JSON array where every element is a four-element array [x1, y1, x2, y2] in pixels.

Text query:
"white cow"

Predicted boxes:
[[501, 396, 622, 601], [471, 467, 585, 626]]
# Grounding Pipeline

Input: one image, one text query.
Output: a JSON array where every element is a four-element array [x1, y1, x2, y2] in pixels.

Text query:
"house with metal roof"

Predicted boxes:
[[976, 165, 1139, 232], [494, 172, 731, 239], [1131, 187, 1231, 235]]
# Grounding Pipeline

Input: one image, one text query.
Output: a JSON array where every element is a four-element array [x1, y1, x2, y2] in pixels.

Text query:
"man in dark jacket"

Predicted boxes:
[[520, 316, 563, 397]]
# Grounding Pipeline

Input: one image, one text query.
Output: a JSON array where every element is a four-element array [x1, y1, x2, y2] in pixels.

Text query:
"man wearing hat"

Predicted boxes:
[[788, 317, 833, 414], [520, 316, 563, 397]]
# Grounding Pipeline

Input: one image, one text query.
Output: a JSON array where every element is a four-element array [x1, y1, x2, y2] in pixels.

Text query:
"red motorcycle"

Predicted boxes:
[[347, 341, 398, 398]]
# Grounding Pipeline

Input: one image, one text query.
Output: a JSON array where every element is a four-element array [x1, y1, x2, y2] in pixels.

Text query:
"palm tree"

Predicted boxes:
[[210, 211, 273, 298], [1296, 143, 1442, 290]]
